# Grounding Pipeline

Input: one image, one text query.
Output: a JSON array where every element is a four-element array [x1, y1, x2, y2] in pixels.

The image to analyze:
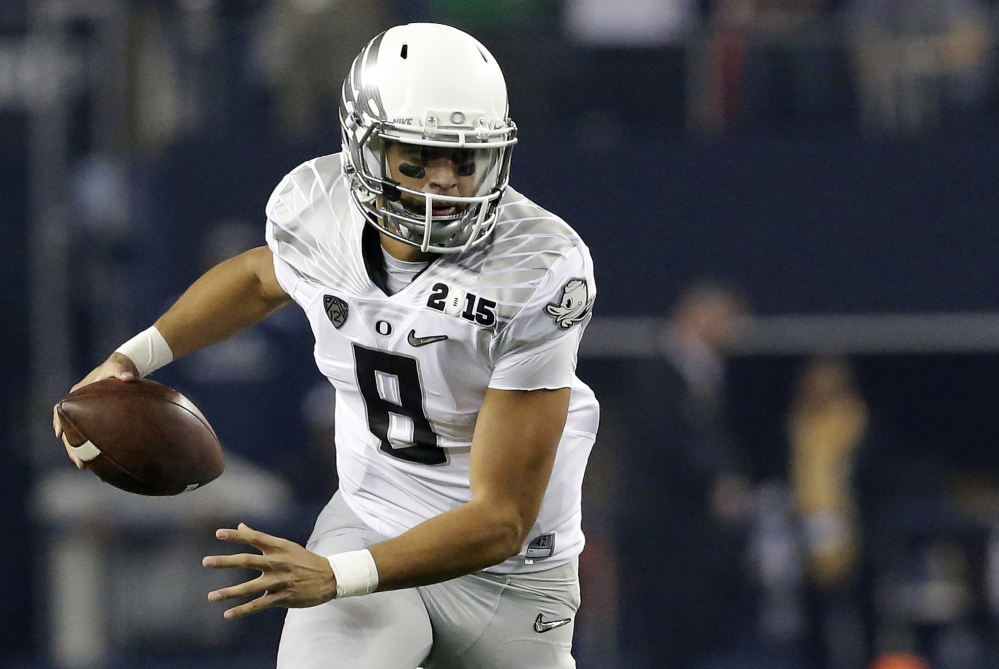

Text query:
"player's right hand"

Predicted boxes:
[[53, 352, 140, 468]]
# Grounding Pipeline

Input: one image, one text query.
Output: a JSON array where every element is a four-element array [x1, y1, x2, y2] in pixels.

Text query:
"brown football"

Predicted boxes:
[[56, 378, 224, 495]]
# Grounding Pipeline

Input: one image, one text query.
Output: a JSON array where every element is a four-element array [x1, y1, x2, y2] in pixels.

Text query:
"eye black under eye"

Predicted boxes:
[[456, 162, 476, 177], [399, 162, 425, 179]]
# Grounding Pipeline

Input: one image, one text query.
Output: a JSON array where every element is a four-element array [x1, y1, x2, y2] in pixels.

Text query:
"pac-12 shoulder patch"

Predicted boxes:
[[545, 278, 592, 329], [324, 294, 348, 329]]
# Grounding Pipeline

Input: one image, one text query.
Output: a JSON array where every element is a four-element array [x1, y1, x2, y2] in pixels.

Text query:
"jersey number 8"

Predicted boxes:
[[352, 343, 448, 466]]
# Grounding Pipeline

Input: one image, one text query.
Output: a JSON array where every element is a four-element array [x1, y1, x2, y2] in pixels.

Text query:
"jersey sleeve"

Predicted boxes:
[[263, 172, 306, 302], [263, 162, 327, 304], [489, 243, 596, 391], [266, 237, 306, 302]]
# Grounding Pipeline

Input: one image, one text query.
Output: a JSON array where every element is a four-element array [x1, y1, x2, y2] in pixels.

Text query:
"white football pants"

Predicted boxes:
[[276, 492, 579, 669]]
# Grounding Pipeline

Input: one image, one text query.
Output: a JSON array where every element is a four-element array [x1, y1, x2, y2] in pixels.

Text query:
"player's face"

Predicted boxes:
[[385, 142, 479, 217]]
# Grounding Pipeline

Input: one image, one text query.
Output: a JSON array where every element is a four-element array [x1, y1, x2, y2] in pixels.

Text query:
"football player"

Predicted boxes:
[[55, 23, 598, 668]]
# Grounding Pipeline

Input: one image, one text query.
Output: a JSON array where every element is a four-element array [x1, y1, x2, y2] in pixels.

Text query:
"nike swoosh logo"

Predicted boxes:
[[534, 613, 572, 633], [408, 330, 449, 347]]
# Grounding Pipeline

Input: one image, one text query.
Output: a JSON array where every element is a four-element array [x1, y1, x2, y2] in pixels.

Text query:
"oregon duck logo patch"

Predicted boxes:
[[545, 279, 591, 329]]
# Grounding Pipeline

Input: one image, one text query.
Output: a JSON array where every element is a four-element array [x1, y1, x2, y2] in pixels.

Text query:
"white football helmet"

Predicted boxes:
[[340, 23, 518, 254]]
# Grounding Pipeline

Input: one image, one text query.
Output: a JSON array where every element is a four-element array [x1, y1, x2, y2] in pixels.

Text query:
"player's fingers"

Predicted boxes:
[[218, 523, 287, 551], [202, 552, 270, 571], [52, 405, 63, 438], [222, 590, 284, 620], [207, 574, 277, 603], [107, 352, 139, 381], [67, 356, 139, 395], [55, 356, 140, 442], [69, 369, 102, 393]]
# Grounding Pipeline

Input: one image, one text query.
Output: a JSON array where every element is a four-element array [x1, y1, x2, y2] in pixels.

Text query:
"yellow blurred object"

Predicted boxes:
[[789, 357, 868, 589]]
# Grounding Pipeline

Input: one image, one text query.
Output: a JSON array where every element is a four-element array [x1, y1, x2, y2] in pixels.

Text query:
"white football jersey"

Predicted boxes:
[[265, 153, 599, 573]]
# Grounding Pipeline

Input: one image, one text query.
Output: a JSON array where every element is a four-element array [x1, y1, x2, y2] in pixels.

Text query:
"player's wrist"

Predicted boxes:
[[115, 326, 174, 378], [326, 549, 379, 598]]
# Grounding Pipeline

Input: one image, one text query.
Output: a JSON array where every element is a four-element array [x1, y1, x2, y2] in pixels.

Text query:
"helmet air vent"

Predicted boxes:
[[400, 44, 408, 59]]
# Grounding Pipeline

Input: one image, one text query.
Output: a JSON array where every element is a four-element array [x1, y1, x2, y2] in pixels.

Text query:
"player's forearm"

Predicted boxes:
[[367, 497, 529, 591], [154, 247, 291, 359], [361, 388, 566, 592]]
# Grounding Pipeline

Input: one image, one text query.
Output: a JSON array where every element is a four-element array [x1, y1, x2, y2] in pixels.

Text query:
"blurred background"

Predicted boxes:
[[3, 0, 999, 668]]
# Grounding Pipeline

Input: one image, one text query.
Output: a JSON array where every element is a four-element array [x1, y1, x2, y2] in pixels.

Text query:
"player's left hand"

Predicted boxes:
[[202, 522, 337, 619]]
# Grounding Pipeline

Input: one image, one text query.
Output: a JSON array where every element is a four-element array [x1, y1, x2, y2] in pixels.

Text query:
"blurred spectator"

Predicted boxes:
[[126, 1, 270, 152], [129, 0, 232, 153], [846, 0, 993, 135], [788, 358, 990, 668], [790, 357, 867, 594], [750, 480, 809, 657], [690, 0, 755, 132], [129, 1, 195, 153], [614, 280, 755, 669], [689, 0, 839, 133], [788, 356, 870, 669], [250, 0, 389, 138]]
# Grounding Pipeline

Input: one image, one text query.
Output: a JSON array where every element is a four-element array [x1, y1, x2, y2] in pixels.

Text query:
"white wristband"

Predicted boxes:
[[115, 326, 174, 378], [327, 549, 379, 598]]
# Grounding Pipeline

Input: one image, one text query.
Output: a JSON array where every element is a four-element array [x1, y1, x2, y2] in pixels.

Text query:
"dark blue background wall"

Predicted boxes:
[[131, 131, 999, 323], [516, 131, 999, 316], [0, 110, 33, 664]]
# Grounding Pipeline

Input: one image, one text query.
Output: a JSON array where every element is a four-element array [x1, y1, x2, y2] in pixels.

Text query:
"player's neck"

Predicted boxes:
[[380, 233, 438, 264]]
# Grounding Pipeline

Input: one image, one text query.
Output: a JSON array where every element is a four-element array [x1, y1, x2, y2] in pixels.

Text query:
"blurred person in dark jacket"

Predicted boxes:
[[615, 280, 754, 669]]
